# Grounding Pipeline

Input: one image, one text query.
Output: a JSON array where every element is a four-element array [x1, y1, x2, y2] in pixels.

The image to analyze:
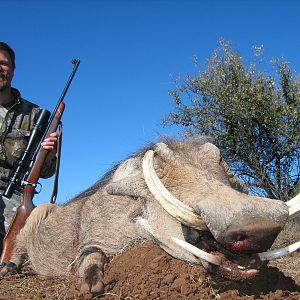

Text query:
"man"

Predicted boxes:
[[0, 42, 58, 252]]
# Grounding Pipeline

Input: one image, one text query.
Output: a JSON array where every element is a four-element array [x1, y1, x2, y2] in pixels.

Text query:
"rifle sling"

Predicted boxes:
[[49, 122, 63, 204]]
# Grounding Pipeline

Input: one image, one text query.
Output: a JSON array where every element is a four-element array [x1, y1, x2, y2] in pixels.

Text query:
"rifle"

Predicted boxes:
[[0, 59, 80, 264]]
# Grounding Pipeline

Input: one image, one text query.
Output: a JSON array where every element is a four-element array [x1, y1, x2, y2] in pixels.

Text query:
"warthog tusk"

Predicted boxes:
[[286, 193, 300, 220], [282, 193, 300, 220], [288, 202, 300, 220], [286, 193, 300, 207], [171, 237, 221, 266], [143, 150, 208, 231], [258, 240, 300, 261]]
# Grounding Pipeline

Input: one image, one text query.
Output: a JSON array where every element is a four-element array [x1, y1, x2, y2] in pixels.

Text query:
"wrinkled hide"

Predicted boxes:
[[2, 139, 294, 293]]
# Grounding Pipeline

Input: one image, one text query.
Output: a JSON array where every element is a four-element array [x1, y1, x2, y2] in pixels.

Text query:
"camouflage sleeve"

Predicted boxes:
[[40, 157, 57, 179], [1, 192, 22, 232]]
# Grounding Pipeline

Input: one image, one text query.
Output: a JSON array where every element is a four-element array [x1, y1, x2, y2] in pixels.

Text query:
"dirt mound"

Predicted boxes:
[[0, 242, 300, 300]]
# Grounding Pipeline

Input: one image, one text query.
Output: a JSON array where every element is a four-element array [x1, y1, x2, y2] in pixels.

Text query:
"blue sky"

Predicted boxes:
[[2, 0, 300, 204]]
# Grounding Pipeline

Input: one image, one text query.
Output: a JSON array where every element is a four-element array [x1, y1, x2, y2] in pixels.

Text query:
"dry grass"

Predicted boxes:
[[273, 217, 300, 248], [269, 217, 300, 278]]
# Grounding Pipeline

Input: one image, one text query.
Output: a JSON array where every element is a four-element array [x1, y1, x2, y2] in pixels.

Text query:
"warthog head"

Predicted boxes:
[[107, 139, 299, 280]]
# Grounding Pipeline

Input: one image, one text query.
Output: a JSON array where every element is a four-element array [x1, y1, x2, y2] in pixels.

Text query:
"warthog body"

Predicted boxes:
[[2, 139, 293, 294]]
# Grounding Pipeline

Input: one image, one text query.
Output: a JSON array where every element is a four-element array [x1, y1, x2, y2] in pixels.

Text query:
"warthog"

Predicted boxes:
[[1, 139, 299, 294]]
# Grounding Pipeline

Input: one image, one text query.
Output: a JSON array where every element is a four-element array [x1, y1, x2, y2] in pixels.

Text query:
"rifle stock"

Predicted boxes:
[[0, 186, 35, 262], [0, 102, 65, 263]]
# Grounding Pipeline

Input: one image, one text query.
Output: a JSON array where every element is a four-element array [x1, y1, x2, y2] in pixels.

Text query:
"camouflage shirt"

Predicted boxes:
[[0, 87, 56, 192]]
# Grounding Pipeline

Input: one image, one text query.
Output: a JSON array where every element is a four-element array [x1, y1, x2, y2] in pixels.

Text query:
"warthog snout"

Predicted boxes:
[[223, 219, 282, 254]]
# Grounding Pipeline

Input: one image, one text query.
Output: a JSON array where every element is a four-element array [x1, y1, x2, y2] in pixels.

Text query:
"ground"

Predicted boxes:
[[0, 242, 300, 300]]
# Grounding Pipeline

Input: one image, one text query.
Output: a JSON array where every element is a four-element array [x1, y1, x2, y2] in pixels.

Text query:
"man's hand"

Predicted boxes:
[[41, 132, 58, 161]]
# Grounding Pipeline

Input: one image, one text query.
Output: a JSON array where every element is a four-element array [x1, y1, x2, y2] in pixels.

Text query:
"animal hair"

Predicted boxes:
[[72, 136, 213, 201]]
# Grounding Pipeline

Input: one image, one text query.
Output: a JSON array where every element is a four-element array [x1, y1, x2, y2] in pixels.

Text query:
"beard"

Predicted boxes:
[[0, 71, 9, 92]]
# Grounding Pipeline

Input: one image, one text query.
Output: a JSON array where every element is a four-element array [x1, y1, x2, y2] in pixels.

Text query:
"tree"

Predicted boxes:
[[163, 40, 300, 201]]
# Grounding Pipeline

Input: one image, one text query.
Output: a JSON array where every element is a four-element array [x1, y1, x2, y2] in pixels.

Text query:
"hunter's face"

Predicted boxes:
[[0, 50, 14, 92]]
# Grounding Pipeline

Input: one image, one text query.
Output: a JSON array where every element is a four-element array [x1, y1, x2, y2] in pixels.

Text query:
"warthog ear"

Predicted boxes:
[[201, 142, 222, 161], [106, 143, 174, 198], [201, 143, 248, 194], [153, 142, 174, 160], [219, 158, 249, 194], [106, 157, 150, 199], [111, 157, 141, 182]]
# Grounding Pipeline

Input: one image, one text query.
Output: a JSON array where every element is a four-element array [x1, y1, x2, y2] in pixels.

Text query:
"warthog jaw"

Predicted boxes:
[[172, 237, 300, 280], [172, 237, 259, 280], [172, 237, 300, 264]]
